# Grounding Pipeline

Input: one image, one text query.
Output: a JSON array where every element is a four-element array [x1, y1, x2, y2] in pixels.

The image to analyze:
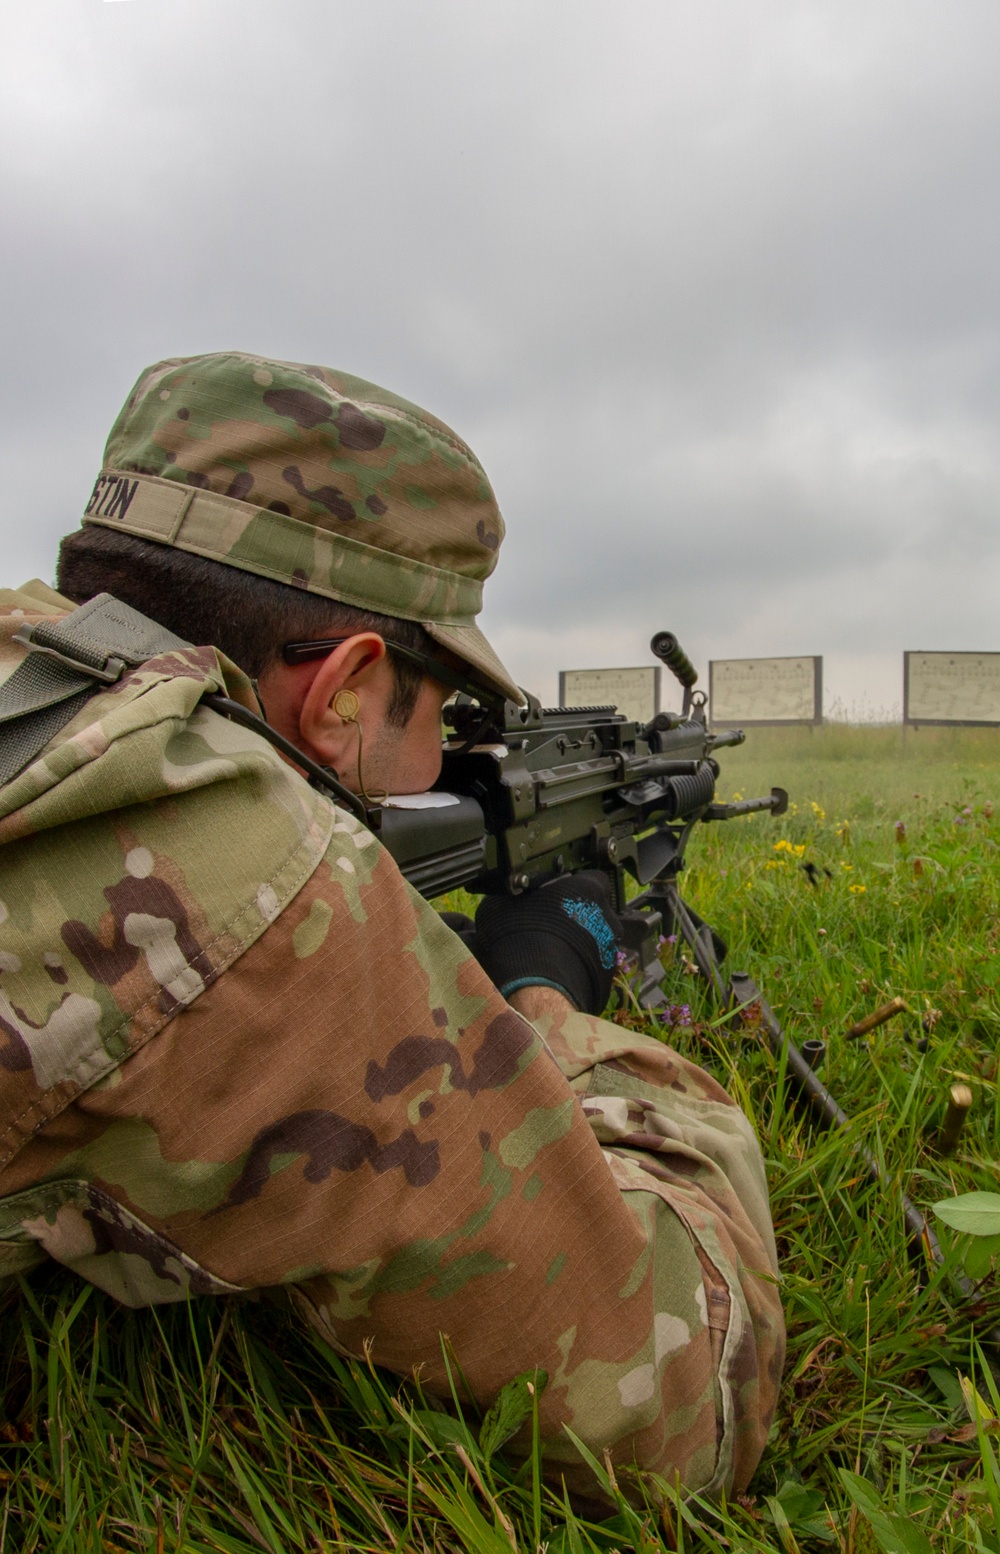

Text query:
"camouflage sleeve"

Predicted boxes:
[[7, 812, 782, 1502]]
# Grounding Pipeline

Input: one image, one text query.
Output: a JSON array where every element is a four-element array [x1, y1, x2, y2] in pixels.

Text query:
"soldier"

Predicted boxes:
[[0, 353, 783, 1503]]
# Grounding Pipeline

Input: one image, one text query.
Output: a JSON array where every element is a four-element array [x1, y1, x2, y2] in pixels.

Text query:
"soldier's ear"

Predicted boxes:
[[299, 634, 388, 759]]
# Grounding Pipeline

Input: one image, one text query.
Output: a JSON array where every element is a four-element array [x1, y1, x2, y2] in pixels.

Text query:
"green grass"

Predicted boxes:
[[5, 723, 1000, 1550]]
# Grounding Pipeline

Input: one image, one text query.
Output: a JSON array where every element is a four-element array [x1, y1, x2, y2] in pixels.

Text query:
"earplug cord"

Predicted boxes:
[[331, 689, 387, 806]]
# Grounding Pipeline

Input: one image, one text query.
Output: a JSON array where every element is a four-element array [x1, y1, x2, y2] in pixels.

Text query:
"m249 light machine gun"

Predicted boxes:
[[371, 630, 788, 1008]]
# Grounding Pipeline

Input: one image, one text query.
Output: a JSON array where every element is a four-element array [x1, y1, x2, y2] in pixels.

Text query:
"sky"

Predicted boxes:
[[3, 0, 1000, 720]]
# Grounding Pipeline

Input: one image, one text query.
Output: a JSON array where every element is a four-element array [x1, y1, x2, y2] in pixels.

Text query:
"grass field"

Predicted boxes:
[[4, 724, 1000, 1551]]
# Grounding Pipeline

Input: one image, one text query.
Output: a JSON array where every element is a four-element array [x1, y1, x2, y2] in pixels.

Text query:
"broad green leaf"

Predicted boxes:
[[839, 1469, 880, 1518], [775, 1479, 824, 1517], [417, 1409, 478, 1454], [767, 1479, 836, 1543], [878, 1512, 933, 1554], [965, 1233, 1000, 1279], [932, 1192, 1000, 1237], [763, 1492, 800, 1553], [838, 1471, 932, 1554], [478, 1368, 548, 1461], [927, 1365, 964, 1410], [383, 1407, 478, 1455]]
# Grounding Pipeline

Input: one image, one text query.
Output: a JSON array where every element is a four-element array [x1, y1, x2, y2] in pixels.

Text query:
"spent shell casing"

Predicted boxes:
[[845, 996, 907, 1042], [938, 1084, 973, 1157]]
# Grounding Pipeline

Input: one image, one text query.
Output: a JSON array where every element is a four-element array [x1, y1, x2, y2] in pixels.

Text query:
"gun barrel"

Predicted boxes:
[[707, 787, 789, 820], [708, 728, 746, 750]]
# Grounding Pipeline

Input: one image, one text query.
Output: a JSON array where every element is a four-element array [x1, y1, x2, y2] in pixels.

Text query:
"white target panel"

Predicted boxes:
[[558, 666, 662, 725], [709, 656, 822, 726]]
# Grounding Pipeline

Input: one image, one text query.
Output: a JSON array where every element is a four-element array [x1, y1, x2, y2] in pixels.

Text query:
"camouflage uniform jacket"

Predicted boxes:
[[0, 581, 784, 1500]]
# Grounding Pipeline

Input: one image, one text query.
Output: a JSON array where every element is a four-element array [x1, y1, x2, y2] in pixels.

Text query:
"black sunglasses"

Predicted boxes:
[[282, 636, 498, 704]]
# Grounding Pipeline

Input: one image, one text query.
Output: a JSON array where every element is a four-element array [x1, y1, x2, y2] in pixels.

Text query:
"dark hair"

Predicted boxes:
[[57, 526, 432, 728]]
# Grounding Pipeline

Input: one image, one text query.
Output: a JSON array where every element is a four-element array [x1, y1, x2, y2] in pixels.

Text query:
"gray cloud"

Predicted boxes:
[[3, 0, 1000, 718]]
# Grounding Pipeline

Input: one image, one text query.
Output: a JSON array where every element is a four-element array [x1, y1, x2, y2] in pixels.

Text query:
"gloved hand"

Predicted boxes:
[[474, 872, 624, 1015], [438, 910, 478, 953]]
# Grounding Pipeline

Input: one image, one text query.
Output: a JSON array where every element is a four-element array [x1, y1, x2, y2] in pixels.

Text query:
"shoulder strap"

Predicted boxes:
[[0, 593, 189, 788], [0, 591, 371, 821]]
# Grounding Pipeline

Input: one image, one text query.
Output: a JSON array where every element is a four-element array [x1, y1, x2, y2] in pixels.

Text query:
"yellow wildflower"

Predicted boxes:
[[811, 801, 826, 821], [849, 883, 866, 895]]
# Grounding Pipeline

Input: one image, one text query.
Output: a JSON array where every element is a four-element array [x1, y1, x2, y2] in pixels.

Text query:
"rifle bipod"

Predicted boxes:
[[662, 883, 1000, 1359]]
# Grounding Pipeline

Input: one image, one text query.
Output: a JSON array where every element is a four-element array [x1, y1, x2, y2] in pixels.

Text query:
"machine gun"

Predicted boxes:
[[369, 630, 786, 1007]]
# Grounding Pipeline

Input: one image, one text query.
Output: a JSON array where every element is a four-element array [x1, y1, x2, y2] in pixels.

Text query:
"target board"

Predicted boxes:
[[709, 656, 822, 726], [558, 666, 662, 725], [904, 652, 1000, 726]]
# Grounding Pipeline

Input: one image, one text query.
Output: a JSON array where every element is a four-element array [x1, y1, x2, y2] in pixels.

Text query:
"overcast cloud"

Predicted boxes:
[[3, 0, 1000, 716]]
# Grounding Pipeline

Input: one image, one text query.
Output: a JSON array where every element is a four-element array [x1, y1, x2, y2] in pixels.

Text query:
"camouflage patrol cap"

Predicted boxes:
[[82, 351, 522, 704]]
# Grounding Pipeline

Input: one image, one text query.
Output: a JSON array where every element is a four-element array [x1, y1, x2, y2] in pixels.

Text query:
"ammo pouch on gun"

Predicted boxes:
[[0, 593, 191, 788]]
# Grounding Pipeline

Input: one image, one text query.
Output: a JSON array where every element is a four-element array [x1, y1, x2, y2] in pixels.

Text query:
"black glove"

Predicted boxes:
[[438, 910, 479, 953], [474, 872, 623, 1015]]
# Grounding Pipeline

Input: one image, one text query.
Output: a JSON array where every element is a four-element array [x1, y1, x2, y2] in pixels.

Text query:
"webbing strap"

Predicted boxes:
[[0, 593, 371, 822], [0, 649, 96, 727], [0, 594, 190, 789], [0, 686, 99, 789]]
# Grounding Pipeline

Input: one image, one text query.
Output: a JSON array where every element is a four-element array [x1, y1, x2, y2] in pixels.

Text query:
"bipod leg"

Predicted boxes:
[[726, 971, 1000, 1354], [665, 884, 728, 1005]]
